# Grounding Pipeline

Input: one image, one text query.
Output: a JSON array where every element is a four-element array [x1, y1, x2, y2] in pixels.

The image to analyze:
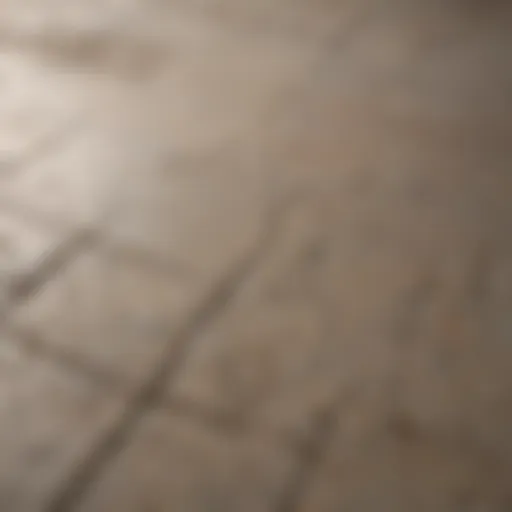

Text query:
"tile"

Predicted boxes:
[[77, 410, 294, 512], [0, 334, 123, 512], [13, 247, 206, 387], [1, 2, 512, 510]]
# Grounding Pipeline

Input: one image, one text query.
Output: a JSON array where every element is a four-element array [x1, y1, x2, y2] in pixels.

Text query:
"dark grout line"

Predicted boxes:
[[273, 261, 461, 512], [6, 323, 125, 392], [272, 238, 355, 512], [0, 199, 198, 284], [46, 194, 297, 512], [9, 228, 94, 305], [276, 408, 341, 512], [275, 388, 360, 512]]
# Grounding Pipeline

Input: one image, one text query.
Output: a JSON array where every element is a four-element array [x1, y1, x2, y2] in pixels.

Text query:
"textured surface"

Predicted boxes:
[[1, 1, 512, 511]]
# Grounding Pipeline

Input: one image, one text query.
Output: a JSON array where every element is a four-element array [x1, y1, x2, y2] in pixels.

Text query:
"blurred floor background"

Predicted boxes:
[[0, 1, 512, 511]]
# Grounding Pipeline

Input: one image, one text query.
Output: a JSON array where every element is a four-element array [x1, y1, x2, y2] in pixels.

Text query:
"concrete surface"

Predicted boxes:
[[1, 1, 512, 511]]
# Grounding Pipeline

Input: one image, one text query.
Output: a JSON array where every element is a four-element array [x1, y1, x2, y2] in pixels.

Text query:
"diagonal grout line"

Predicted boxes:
[[4, 321, 125, 391], [274, 269, 443, 512], [1, 226, 93, 353], [46, 193, 301, 512], [277, 415, 339, 512], [275, 386, 362, 512], [8, 227, 95, 305], [272, 274, 345, 512]]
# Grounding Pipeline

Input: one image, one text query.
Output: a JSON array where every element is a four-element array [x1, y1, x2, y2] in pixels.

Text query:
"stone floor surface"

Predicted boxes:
[[0, 1, 512, 511]]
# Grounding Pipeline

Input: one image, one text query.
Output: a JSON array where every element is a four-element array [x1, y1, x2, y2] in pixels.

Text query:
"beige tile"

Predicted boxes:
[[77, 410, 294, 512], [0, 334, 123, 512]]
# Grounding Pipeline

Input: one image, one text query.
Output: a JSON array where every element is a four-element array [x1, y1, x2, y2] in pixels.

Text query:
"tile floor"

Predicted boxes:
[[1, 1, 512, 511]]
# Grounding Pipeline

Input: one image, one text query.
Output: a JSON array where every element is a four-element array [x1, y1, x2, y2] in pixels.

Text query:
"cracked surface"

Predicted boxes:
[[0, 1, 512, 511]]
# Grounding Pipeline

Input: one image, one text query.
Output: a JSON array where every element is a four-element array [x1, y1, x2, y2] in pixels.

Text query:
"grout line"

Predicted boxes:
[[0, 195, 198, 282], [5, 322, 124, 391], [46, 194, 297, 512], [277, 415, 339, 512], [275, 388, 359, 512], [273, 239, 355, 512], [8, 228, 94, 305]]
